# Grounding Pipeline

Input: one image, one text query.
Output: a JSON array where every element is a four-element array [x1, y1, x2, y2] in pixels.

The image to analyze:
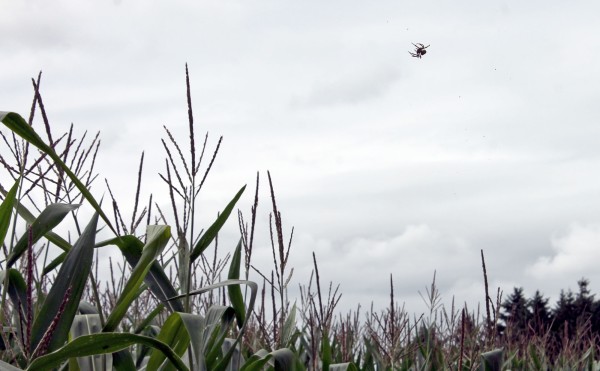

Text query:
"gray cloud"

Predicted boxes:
[[3, 0, 600, 316]]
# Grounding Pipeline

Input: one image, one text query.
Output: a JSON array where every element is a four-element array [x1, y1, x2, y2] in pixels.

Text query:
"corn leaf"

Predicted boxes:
[[9, 199, 73, 252], [70, 314, 110, 370], [227, 238, 245, 329], [97, 235, 183, 313], [0, 359, 22, 370], [190, 185, 245, 262], [42, 252, 67, 276], [169, 280, 257, 371], [480, 348, 503, 371], [103, 225, 171, 332], [26, 333, 188, 371], [329, 363, 359, 371], [280, 303, 297, 348], [7, 203, 79, 268], [240, 353, 272, 371], [0, 178, 19, 249], [0, 269, 27, 318], [30, 213, 99, 353], [145, 312, 190, 371]]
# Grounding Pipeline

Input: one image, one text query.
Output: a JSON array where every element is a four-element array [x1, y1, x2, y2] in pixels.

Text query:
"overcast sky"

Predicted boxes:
[[2, 0, 600, 316]]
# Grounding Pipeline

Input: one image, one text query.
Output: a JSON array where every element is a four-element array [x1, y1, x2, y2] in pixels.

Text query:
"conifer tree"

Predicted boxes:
[[528, 290, 551, 333], [500, 287, 530, 339]]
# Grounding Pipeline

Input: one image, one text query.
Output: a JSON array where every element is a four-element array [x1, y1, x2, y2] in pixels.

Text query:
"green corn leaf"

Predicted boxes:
[[221, 338, 244, 371], [0, 269, 28, 318], [167, 280, 257, 371], [167, 279, 258, 333], [97, 235, 183, 313], [30, 213, 99, 354], [0, 111, 116, 236], [480, 348, 503, 371], [201, 306, 236, 369], [190, 185, 246, 262], [8, 198, 73, 253], [322, 330, 332, 371], [133, 303, 164, 334], [69, 314, 110, 370], [329, 363, 358, 371], [280, 303, 297, 348], [42, 252, 67, 276], [77, 302, 98, 315], [0, 178, 19, 250], [111, 349, 136, 370], [240, 353, 272, 371], [103, 225, 171, 332], [7, 203, 79, 268], [253, 348, 295, 371], [26, 333, 188, 371], [145, 312, 190, 371], [227, 238, 245, 329], [175, 312, 205, 367], [0, 359, 23, 370]]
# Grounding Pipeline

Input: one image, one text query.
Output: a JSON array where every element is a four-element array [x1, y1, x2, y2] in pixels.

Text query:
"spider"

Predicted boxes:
[[409, 43, 429, 58]]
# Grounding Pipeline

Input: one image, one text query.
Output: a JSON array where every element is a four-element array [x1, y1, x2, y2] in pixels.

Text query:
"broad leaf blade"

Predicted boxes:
[[30, 213, 99, 353], [270, 348, 296, 371], [70, 314, 110, 370], [329, 363, 359, 371], [145, 312, 190, 371], [26, 333, 188, 371], [168, 280, 258, 371], [190, 185, 245, 262], [0, 178, 19, 249], [97, 235, 183, 313], [8, 198, 73, 252], [227, 239, 245, 329], [7, 203, 80, 268], [0, 359, 22, 370], [42, 252, 66, 276], [103, 225, 171, 332], [202, 306, 236, 369], [281, 303, 297, 348], [0, 269, 28, 318]]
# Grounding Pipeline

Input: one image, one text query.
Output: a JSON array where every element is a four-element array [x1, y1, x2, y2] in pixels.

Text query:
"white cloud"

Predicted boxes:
[[528, 223, 600, 278]]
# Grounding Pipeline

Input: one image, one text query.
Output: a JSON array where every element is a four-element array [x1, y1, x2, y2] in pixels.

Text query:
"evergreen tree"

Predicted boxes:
[[573, 278, 599, 337], [552, 289, 576, 340], [500, 287, 531, 339], [574, 278, 594, 317], [528, 290, 551, 333]]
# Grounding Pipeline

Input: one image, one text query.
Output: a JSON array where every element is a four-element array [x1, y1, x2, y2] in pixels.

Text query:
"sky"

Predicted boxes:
[[2, 0, 600, 317]]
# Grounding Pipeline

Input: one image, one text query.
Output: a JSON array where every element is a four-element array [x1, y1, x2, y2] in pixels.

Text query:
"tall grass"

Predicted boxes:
[[1, 68, 599, 370]]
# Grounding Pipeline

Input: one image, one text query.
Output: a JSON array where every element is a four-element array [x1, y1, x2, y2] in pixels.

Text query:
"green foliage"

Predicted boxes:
[[29, 213, 98, 354]]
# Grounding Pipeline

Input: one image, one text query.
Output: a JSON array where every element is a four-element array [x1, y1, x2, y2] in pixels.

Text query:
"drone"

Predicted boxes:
[[409, 43, 429, 59]]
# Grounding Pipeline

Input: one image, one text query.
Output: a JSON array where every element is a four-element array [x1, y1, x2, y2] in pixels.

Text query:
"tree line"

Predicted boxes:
[[499, 278, 599, 348]]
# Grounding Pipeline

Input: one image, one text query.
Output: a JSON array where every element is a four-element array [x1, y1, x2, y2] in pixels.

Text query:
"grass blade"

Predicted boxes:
[[145, 312, 190, 371], [70, 314, 109, 370], [26, 333, 188, 371], [0, 269, 28, 319], [190, 185, 246, 262], [102, 225, 171, 332], [227, 238, 245, 329], [97, 235, 183, 313], [7, 203, 79, 268], [30, 213, 99, 353], [0, 178, 19, 249]]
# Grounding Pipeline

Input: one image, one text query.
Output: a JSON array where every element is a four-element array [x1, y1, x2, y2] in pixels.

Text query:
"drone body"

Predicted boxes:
[[409, 43, 429, 59]]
